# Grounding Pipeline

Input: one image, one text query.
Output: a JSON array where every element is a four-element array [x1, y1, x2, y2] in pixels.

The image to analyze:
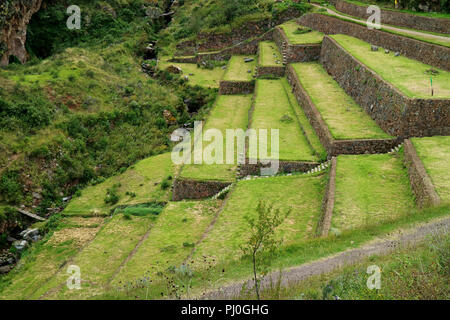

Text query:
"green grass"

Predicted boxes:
[[279, 21, 324, 45], [258, 41, 283, 67], [252, 232, 450, 300], [29, 214, 156, 299], [344, 0, 450, 19], [193, 174, 327, 264], [63, 153, 175, 216], [222, 56, 257, 81], [112, 200, 221, 285], [180, 95, 253, 182], [250, 79, 318, 162], [333, 153, 416, 232], [280, 78, 327, 161], [292, 63, 392, 140], [331, 34, 450, 99], [159, 57, 225, 88], [412, 136, 450, 203], [0, 216, 104, 299]]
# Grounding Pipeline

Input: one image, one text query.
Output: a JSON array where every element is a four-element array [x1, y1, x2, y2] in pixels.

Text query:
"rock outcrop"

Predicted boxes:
[[0, 0, 43, 66]]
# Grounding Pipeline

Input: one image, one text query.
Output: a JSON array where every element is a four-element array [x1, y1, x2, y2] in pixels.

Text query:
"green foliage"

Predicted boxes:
[[0, 170, 23, 204], [241, 201, 290, 299], [104, 183, 121, 205]]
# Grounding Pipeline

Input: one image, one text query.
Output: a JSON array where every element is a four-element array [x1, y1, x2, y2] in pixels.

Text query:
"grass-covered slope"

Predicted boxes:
[[279, 21, 324, 44], [331, 34, 450, 99], [193, 173, 327, 263], [222, 56, 257, 81], [412, 136, 450, 203], [180, 95, 253, 182], [63, 153, 175, 216], [258, 41, 283, 67], [292, 62, 392, 140], [250, 79, 318, 161], [333, 153, 416, 232]]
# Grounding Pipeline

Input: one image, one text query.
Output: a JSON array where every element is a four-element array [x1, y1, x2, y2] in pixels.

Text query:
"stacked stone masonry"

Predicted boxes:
[[298, 13, 450, 71], [403, 139, 442, 208], [334, 0, 450, 34], [286, 64, 400, 156], [320, 36, 450, 137]]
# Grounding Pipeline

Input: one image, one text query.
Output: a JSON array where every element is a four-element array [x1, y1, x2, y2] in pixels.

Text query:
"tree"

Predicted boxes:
[[241, 201, 290, 300]]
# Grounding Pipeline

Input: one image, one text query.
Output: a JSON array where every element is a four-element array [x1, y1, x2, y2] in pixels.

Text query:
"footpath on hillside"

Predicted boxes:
[[201, 216, 450, 299], [312, 4, 450, 44]]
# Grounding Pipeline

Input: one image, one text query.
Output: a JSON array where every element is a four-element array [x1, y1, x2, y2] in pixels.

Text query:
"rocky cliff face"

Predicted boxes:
[[0, 0, 43, 66]]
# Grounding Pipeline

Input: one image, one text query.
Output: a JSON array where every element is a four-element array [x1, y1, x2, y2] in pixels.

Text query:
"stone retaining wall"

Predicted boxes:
[[219, 81, 255, 95], [175, 9, 301, 56], [172, 178, 231, 201], [273, 26, 322, 63], [317, 157, 337, 237], [298, 13, 450, 71], [239, 160, 318, 176], [256, 65, 285, 77], [334, 0, 450, 35], [286, 64, 400, 156], [320, 36, 450, 137], [403, 139, 442, 208]]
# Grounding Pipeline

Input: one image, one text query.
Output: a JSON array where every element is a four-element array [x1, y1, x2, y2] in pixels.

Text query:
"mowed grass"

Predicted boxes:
[[331, 34, 450, 99], [279, 21, 324, 44], [159, 57, 225, 88], [281, 78, 327, 161], [29, 214, 156, 299], [0, 217, 104, 299], [412, 136, 450, 203], [63, 153, 175, 216], [180, 95, 253, 182], [222, 56, 256, 81], [251, 79, 318, 161], [258, 41, 283, 67], [112, 200, 221, 285], [333, 153, 416, 232], [193, 174, 327, 264], [292, 63, 392, 140]]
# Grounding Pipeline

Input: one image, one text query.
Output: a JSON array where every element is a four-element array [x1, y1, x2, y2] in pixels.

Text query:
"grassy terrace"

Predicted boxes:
[[292, 63, 392, 140], [193, 174, 327, 264], [180, 95, 253, 182], [279, 21, 324, 44], [34, 214, 156, 299], [331, 35, 450, 99], [0, 217, 104, 299], [63, 153, 175, 216], [412, 136, 450, 203], [159, 57, 225, 88], [333, 153, 415, 232], [222, 56, 257, 81], [112, 200, 221, 286], [251, 79, 318, 162], [258, 41, 283, 67], [281, 78, 327, 160]]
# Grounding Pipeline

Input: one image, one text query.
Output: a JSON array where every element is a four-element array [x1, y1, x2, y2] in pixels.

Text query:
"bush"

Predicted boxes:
[[0, 171, 23, 204]]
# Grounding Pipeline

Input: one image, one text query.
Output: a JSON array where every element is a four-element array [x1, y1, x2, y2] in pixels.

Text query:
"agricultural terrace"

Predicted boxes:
[[250, 79, 318, 161], [292, 62, 392, 140], [332, 153, 416, 232], [180, 95, 253, 182], [63, 153, 175, 216], [331, 35, 450, 99], [258, 41, 283, 67], [193, 174, 327, 264], [412, 136, 450, 203], [279, 21, 324, 44], [222, 56, 257, 81]]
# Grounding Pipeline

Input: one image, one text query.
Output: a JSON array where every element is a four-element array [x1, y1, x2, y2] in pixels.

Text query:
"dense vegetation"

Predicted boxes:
[[0, 0, 216, 217]]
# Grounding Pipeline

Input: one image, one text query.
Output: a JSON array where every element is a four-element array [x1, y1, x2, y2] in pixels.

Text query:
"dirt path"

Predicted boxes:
[[200, 216, 450, 299], [312, 4, 450, 44]]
